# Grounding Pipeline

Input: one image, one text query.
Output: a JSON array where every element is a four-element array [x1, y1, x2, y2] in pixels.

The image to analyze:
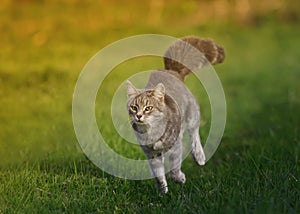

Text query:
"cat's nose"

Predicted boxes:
[[136, 114, 142, 120]]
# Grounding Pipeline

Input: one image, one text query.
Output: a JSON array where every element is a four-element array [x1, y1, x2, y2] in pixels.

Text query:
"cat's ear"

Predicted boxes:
[[126, 80, 140, 99], [152, 83, 165, 100]]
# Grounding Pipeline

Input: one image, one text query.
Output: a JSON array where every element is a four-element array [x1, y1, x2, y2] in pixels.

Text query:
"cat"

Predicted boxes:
[[126, 36, 225, 194]]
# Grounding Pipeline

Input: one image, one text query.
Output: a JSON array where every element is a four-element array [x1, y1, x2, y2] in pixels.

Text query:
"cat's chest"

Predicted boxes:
[[134, 125, 162, 143], [132, 123, 148, 134], [141, 141, 173, 159]]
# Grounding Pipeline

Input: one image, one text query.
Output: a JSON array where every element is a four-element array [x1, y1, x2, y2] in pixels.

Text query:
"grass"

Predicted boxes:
[[0, 1, 300, 213]]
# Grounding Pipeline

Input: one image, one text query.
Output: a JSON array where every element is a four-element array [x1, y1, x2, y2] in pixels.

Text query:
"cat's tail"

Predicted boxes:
[[164, 36, 225, 81]]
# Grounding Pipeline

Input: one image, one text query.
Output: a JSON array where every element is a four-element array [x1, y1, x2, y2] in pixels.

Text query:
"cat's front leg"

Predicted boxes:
[[169, 135, 186, 184], [147, 155, 168, 194], [156, 176, 168, 194]]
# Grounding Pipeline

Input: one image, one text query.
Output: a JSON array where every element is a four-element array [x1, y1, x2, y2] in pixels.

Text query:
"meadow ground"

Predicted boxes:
[[0, 1, 299, 213]]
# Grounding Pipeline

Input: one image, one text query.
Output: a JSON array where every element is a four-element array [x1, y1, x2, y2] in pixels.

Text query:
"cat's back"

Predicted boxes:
[[145, 70, 197, 115]]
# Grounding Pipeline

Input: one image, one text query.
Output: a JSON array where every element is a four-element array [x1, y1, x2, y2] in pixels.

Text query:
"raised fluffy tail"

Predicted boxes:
[[164, 36, 225, 81]]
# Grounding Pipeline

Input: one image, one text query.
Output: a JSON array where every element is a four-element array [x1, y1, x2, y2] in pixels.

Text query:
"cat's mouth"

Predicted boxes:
[[132, 122, 149, 134], [130, 119, 146, 126], [134, 120, 144, 124]]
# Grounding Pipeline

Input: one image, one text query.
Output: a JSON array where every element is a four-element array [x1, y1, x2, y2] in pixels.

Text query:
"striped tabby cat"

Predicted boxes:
[[126, 36, 225, 194]]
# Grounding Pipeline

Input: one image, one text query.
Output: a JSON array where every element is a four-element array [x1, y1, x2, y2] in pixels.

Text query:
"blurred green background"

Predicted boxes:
[[0, 0, 299, 164], [1, 0, 299, 165]]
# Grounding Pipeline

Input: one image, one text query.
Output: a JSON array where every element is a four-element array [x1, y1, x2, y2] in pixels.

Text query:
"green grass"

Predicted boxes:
[[0, 1, 300, 213]]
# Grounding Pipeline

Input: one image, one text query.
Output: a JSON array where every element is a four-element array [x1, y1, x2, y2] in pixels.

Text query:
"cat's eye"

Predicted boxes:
[[144, 106, 153, 112], [130, 105, 138, 112]]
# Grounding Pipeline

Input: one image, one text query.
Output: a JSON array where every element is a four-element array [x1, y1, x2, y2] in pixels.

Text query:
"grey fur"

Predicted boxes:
[[126, 36, 225, 194], [126, 71, 205, 194]]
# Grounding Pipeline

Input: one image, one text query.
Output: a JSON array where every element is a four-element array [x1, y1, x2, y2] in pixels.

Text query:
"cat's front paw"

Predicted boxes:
[[170, 170, 186, 184], [159, 185, 168, 194], [157, 180, 168, 194]]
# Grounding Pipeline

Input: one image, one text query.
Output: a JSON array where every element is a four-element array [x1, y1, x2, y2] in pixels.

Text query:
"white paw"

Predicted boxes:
[[170, 171, 186, 184], [193, 149, 206, 166], [159, 185, 168, 194], [198, 152, 206, 165], [153, 141, 163, 150]]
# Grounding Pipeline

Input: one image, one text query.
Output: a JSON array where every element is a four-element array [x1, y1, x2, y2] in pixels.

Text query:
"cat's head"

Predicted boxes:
[[126, 81, 166, 125]]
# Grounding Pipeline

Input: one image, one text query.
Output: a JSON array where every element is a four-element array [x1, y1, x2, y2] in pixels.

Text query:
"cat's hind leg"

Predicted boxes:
[[188, 126, 206, 165], [186, 101, 206, 165]]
